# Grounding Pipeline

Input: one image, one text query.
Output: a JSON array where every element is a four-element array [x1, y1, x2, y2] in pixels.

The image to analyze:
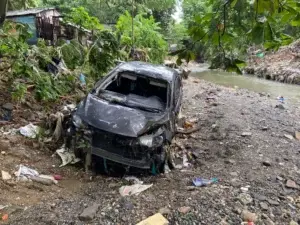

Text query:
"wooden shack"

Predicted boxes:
[[6, 8, 61, 45]]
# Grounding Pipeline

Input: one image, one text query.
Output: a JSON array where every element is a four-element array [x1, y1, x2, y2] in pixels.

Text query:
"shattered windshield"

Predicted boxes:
[[98, 72, 168, 112]]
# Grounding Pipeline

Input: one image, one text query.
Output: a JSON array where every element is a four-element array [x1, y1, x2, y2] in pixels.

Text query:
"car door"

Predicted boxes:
[[174, 75, 182, 115]]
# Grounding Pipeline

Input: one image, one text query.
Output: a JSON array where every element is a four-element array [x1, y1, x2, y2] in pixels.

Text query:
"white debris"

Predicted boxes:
[[19, 123, 40, 138], [1, 170, 12, 180], [124, 176, 143, 184], [119, 184, 153, 196], [55, 145, 81, 167], [15, 165, 39, 181]]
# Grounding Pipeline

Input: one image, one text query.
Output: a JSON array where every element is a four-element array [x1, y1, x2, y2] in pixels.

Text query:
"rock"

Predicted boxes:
[[79, 203, 100, 221], [241, 132, 252, 137], [262, 160, 272, 166], [267, 199, 280, 206], [1, 170, 12, 180], [284, 134, 294, 140], [136, 213, 169, 225], [253, 194, 267, 201], [159, 207, 171, 215], [238, 193, 253, 205], [225, 159, 236, 164], [230, 172, 238, 177], [264, 217, 275, 225], [241, 210, 257, 222], [262, 127, 269, 131], [295, 131, 300, 141], [275, 104, 285, 109], [260, 202, 269, 210], [178, 206, 191, 214], [2, 103, 13, 111], [286, 179, 297, 189], [290, 221, 298, 225], [276, 176, 284, 181]]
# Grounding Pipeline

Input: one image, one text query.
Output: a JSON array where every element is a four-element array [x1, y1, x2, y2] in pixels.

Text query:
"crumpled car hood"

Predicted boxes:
[[75, 94, 168, 137]]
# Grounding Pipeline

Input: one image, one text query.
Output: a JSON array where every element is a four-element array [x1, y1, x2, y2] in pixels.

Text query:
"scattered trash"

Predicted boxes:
[[2, 214, 8, 221], [192, 177, 218, 187], [53, 175, 62, 180], [0, 205, 7, 210], [119, 183, 153, 196], [184, 121, 193, 129], [284, 134, 294, 140], [79, 73, 86, 86], [19, 123, 40, 139], [62, 104, 76, 114], [241, 186, 250, 192], [277, 96, 285, 103], [30, 176, 57, 185], [124, 176, 143, 184], [1, 170, 12, 180], [15, 165, 39, 181], [182, 154, 191, 168], [136, 213, 169, 225], [55, 145, 81, 167]]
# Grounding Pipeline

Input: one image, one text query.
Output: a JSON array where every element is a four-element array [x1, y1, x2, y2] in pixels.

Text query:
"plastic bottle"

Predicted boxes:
[[192, 177, 218, 187]]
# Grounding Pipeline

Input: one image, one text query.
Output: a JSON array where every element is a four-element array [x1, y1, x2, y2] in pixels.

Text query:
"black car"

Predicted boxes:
[[65, 61, 183, 173]]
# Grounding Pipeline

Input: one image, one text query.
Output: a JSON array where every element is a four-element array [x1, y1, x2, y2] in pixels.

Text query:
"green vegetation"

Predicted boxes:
[[116, 11, 168, 63]]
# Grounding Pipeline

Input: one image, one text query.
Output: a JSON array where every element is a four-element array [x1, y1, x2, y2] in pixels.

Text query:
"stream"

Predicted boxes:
[[192, 65, 300, 104]]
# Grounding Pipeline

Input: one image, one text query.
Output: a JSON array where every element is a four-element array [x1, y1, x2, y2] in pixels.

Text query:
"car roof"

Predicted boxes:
[[117, 61, 178, 83]]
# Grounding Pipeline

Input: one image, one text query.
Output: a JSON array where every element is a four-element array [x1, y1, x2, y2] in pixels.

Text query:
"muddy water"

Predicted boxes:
[[192, 67, 300, 103]]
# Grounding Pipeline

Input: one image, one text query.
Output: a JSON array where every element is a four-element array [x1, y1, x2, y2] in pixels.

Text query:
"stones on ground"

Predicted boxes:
[[284, 134, 294, 140], [264, 217, 275, 225], [79, 203, 100, 221], [275, 104, 285, 109], [290, 221, 298, 225], [1, 170, 12, 180], [178, 206, 191, 214], [241, 132, 252, 137], [2, 103, 13, 110], [159, 207, 171, 215], [262, 126, 269, 131], [0, 140, 10, 152], [262, 160, 272, 167], [295, 131, 300, 141], [267, 199, 280, 206], [237, 193, 253, 205], [286, 179, 297, 189], [253, 194, 267, 201], [241, 210, 257, 222], [230, 172, 238, 177], [260, 202, 269, 211], [225, 159, 235, 164], [276, 176, 284, 181]]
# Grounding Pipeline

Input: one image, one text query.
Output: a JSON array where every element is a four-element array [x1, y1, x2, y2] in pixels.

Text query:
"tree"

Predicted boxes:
[[0, 0, 8, 25], [7, 0, 39, 10], [116, 11, 168, 63], [178, 0, 300, 73], [67, 7, 103, 30]]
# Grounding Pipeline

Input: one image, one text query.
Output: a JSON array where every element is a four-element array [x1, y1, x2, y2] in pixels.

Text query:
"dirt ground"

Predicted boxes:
[[1, 75, 300, 225]]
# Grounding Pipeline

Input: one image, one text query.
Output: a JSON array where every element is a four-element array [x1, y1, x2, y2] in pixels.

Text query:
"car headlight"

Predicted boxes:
[[72, 114, 83, 128], [139, 135, 164, 148]]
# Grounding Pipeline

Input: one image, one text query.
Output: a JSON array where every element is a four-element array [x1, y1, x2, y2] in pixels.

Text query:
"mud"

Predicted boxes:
[[2, 76, 300, 225]]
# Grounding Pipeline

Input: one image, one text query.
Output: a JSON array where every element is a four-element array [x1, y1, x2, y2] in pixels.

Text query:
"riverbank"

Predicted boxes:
[[2, 76, 300, 225], [245, 39, 300, 85]]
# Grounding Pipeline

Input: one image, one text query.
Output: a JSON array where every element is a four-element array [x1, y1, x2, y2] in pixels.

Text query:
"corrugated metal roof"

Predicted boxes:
[[6, 8, 57, 17]]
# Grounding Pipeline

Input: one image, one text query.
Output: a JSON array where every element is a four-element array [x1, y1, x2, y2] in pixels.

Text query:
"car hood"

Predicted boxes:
[[75, 94, 169, 137]]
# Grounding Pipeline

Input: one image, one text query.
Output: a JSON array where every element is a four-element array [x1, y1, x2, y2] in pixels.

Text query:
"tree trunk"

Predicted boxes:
[[0, 0, 8, 25]]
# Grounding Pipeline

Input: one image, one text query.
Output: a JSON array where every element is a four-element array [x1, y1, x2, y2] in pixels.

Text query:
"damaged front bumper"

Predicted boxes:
[[67, 124, 166, 169]]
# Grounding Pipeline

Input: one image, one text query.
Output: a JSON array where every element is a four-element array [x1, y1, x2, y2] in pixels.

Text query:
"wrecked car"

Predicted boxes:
[[66, 61, 183, 173]]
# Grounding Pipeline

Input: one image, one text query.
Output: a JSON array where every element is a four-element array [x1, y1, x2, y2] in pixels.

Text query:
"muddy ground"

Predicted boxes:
[[1, 76, 300, 225]]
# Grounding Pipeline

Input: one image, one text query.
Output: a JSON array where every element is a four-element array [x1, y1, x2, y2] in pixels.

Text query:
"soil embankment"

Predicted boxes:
[[245, 40, 300, 85]]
